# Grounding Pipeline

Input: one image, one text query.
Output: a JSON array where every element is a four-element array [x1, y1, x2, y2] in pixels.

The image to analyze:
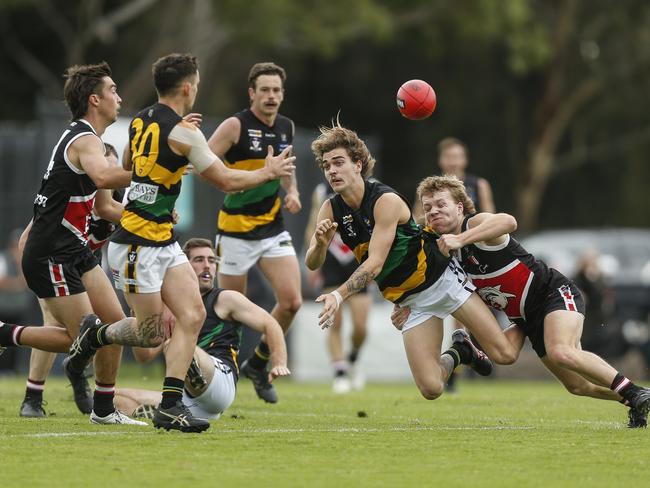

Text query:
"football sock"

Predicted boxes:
[[160, 377, 184, 409], [348, 348, 360, 365], [25, 378, 45, 401], [93, 382, 115, 417], [248, 341, 270, 370], [92, 324, 112, 348], [611, 373, 640, 405], [442, 342, 472, 369], [333, 360, 348, 377], [0, 322, 24, 347]]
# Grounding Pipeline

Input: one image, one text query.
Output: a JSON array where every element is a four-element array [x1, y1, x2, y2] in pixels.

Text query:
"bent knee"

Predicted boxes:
[[417, 381, 444, 400], [491, 348, 518, 365], [546, 346, 579, 369], [176, 305, 207, 330], [279, 296, 302, 316]]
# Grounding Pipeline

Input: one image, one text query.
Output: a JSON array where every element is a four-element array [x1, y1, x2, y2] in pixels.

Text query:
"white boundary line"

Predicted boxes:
[[5, 425, 536, 438]]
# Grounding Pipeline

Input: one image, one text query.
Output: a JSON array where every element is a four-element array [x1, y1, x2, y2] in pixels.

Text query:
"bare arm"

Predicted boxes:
[[304, 199, 337, 270], [71, 135, 132, 189], [216, 291, 289, 377], [207, 116, 239, 159], [122, 145, 133, 171], [280, 120, 301, 214], [169, 122, 296, 193], [94, 189, 123, 223], [477, 177, 496, 213], [436, 212, 516, 256]]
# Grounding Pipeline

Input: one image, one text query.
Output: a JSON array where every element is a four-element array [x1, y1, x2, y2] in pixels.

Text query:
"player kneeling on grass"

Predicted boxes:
[[392, 175, 650, 428], [114, 238, 290, 421], [306, 123, 522, 403]]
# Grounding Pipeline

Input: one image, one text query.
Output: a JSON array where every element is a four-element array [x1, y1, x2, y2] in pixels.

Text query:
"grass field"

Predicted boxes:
[[0, 371, 648, 488]]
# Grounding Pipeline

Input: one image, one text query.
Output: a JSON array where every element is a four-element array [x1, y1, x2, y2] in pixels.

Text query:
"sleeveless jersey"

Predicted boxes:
[[329, 179, 449, 303], [25, 120, 99, 259], [217, 109, 294, 240], [111, 103, 187, 247], [457, 215, 555, 321], [197, 287, 243, 379]]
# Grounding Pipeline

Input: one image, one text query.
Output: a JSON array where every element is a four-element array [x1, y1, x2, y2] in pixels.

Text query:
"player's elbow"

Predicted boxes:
[[500, 214, 517, 233], [92, 173, 111, 189]]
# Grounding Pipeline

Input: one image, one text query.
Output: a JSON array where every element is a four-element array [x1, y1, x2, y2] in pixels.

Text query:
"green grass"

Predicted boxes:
[[0, 373, 647, 488]]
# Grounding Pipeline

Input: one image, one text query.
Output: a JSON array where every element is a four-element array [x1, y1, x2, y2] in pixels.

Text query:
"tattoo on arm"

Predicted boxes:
[[105, 314, 165, 347], [346, 269, 374, 295]]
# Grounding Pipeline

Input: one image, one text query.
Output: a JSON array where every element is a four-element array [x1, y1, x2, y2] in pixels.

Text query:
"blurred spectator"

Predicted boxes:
[[573, 249, 619, 356], [413, 137, 495, 223], [0, 228, 32, 371]]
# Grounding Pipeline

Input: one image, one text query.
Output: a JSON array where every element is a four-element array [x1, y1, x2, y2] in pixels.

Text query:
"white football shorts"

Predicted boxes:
[[399, 257, 475, 333], [215, 230, 296, 275]]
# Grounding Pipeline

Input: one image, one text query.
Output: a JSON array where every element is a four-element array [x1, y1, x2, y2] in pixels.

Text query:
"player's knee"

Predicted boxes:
[[546, 345, 578, 369], [279, 295, 302, 316], [176, 304, 206, 332], [491, 346, 518, 365], [418, 380, 444, 400]]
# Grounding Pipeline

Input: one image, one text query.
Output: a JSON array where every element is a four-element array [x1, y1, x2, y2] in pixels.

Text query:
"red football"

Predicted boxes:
[[396, 79, 437, 120]]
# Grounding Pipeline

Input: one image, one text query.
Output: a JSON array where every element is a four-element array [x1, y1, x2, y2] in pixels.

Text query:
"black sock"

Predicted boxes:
[[25, 379, 45, 401], [444, 342, 472, 367], [93, 324, 112, 347], [0, 323, 24, 347], [160, 377, 184, 409], [93, 382, 115, 417], [611, 373, 640, 405], [348, 348, 360, 365], [248, 341, 270, 370]]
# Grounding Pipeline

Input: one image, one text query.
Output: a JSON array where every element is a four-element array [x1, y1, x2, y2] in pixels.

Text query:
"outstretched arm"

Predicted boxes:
[[437, 212, 516, 256], [168, 122, 296, 193], [216, 290, 290, 381]]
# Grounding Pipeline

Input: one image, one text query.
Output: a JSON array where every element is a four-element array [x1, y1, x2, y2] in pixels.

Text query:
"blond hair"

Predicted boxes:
[[311, 121, 375, 179], [417, 175, 476, 215]]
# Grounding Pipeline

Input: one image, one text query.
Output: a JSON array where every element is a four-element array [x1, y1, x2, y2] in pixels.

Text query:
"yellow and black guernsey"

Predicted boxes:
[[330, 179, 449, 304], [198, 287, 243, 379], [217, 108, 294, 240], [111, 103, 188, 247]]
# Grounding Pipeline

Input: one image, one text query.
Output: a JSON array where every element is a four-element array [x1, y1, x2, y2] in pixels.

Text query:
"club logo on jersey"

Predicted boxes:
[[477, 285, 517, 311], [281, 133, 287, 142], [478, 264, 489, 273], [342, 214, 356, 237], [127, 182, 158, 204], [247, 129, 262, 138], [249, 137, 263, 152]]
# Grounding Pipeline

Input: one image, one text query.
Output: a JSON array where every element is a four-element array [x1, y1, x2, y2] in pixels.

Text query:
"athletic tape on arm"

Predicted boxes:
[[168, 124, 217, 173]]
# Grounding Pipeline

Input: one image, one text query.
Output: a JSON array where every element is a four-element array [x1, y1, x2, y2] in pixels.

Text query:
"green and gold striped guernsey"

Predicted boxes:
[[111, 103, 187, 247], [330, 179, 449, 303], [198, 287, 243, 379], [217, 108, 294, 240]]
